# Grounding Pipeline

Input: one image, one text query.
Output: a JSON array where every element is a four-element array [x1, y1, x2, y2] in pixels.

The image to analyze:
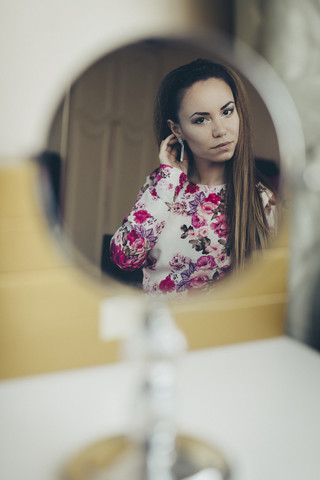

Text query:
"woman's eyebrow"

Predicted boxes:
[[189, 111, 210, 119], [220, 100, 235, 110], [189, 101, 235, 119]]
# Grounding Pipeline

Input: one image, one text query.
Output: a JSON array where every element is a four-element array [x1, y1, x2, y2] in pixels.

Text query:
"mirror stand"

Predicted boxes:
[[63, 299, 230, 480]]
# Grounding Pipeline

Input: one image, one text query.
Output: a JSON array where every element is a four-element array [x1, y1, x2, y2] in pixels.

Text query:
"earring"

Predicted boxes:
[[178, 137, 184, 163]]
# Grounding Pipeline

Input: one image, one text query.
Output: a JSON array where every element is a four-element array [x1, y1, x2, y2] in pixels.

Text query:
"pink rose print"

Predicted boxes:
[[185, 183, 199, 194], [159, 275, 175, 293], [206, 192, 221, 205], [120, 252, 143, 270], [199, 200, 216, 216], [126, 230, 139, 244], [133, 209, 152, 224], [216, 250, 228, 264], [199, 226, 210, 237], [189, 271, 210, 288], [191, 214, 207, 229], [130, 237, 147, 254], [110, 243, 143, 271], [174, 171, 188, 197], [210, 214, 229, 238], [172, 201, 188, 215], [126, 231, 148, 254], [196, 255, 217, 270], [169, 253, 188, 271]]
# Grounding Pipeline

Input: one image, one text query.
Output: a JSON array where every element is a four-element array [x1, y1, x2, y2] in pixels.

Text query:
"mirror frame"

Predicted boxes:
[[37, 30, 305, 319]]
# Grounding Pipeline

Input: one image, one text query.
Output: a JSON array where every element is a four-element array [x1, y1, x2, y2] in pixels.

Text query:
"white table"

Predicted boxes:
[[1, 336, 320, 480]]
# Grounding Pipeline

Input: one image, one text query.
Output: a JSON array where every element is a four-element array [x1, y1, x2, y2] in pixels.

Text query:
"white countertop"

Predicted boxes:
[[1, 336, 320, 480]]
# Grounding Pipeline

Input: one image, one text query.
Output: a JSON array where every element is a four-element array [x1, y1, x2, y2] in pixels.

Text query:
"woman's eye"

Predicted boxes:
[[194, 117, 210, 124], [221, 107, 234, 117]]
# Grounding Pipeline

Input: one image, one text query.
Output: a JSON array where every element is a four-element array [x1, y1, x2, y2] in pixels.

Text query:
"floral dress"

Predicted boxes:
[[109, 164, 276, 295]]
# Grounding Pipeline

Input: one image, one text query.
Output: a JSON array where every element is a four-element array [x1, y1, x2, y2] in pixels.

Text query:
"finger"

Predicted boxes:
[[160, 134, 174, 149], [160, 136, 179, 158], [167, 135, 179, 146]]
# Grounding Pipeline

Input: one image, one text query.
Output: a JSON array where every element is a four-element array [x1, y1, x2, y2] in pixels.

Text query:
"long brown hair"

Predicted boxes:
[[154, 58, 273, 269]]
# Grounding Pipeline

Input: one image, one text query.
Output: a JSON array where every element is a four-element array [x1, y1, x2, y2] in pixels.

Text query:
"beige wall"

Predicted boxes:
[[0, 161, 287, 379]]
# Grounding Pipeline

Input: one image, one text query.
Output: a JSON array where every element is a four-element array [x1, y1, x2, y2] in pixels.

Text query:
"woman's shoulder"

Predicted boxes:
[[151, 163, 187, 179], [136, 164, 188, 203], [144, 164, 188, 191]]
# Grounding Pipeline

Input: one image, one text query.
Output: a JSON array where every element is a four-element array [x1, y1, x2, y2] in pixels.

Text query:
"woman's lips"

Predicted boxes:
[[211, 142, 232, 150], [213, 141, 231, 149]]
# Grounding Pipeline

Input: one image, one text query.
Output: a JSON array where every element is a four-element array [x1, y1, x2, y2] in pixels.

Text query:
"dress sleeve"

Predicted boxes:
[[257, 183, 278, 235], [109, 164, 187, 271]]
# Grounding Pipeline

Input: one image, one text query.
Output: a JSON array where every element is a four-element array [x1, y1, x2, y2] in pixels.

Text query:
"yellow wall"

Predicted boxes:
[[0, 161, 287, 379]]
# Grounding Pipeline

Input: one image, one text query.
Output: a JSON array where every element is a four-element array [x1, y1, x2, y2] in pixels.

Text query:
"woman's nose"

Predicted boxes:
[[211, 118, 226, 138]]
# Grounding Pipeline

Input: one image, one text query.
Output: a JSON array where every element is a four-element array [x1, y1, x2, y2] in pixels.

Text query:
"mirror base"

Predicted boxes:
[[63, 434, 231, 480]]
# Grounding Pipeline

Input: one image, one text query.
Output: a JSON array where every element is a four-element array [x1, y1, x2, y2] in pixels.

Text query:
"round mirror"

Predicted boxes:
[[37, 34, 302, 299]]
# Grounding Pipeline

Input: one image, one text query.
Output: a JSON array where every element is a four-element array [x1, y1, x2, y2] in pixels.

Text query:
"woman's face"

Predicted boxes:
[[171, 77, 240, 166]]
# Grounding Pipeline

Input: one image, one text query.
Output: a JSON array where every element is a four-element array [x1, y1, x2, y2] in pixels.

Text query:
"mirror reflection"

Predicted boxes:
[[41, 39, 281, 295]]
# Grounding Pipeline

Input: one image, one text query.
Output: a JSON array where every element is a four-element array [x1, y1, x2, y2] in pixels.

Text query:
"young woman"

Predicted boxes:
[[109, 59, 277, 295]]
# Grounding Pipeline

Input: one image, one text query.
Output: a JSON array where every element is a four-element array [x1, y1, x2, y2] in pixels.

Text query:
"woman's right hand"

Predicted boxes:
[[159, 134, 188, 173]]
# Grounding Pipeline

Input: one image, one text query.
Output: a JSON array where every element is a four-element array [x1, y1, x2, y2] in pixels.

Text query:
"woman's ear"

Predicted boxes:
[[167, 119, 182, 138]]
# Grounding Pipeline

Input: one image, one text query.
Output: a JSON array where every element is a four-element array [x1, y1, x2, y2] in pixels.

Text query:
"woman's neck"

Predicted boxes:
[[190, 161, 226, 186]]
